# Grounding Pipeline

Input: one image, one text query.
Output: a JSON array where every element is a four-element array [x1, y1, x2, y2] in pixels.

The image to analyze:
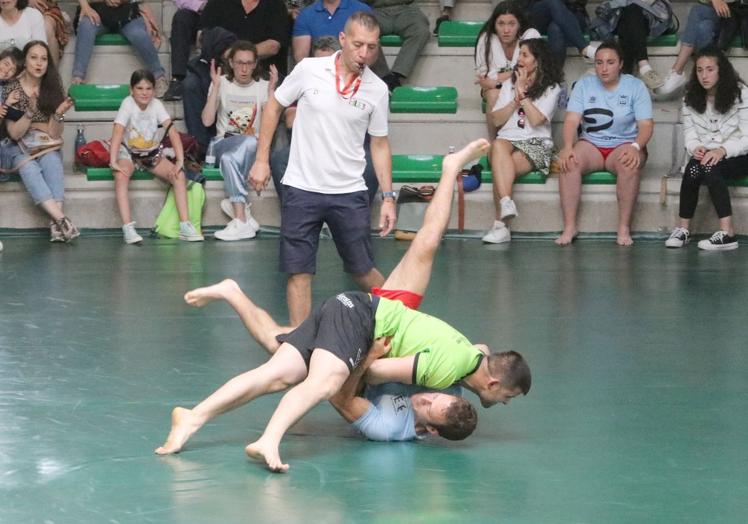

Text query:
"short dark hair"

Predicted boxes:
[[312, 36, 340, 54], [129, 69, 155, 88], [0, 47, 24, 76], [432, 397, 478, 441], [344, 11, 380, 34], [595, 39, 623, 63], [487, 351, 531, 395], [227, 40, 260, 82], [16, 0, 29, 10]]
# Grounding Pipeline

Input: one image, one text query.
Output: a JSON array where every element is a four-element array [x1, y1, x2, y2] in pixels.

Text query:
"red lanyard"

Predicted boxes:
[[335, 55, 362, 100]]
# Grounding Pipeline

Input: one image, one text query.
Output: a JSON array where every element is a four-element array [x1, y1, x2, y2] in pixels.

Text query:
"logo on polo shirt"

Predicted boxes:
[[349, 98, 368, 111], [618, 95, 629, 106]]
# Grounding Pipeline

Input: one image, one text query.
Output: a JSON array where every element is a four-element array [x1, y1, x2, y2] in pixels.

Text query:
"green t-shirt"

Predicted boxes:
[[373, 297, 482, 389]]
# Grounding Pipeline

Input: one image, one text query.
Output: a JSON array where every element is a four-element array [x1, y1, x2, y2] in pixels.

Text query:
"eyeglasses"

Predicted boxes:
[[232, 60, 257, 68], [517, 107, 525, 129]]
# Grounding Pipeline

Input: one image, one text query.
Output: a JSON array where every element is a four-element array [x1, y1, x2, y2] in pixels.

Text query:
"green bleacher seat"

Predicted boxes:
[[727, 177, 748, 187], [380, 35, 403, 47], [390, 86, 458, 113], [0, 174, 21, 182], [582, 171, 616, 184], [391, 154, 546, 184], [86, 167, 225, 181], [69, 84, 129, 111], [95, 33, 128, 45], [437, 21, 483, 47]]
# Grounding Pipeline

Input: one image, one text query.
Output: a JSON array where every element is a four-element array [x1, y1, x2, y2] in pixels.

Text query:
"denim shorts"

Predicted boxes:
[[279, 185, 374, 275]]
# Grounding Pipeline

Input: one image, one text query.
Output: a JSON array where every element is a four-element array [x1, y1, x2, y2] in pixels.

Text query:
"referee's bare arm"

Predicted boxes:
[[249, 94, 285, 194], [370, 135, 397, 236]]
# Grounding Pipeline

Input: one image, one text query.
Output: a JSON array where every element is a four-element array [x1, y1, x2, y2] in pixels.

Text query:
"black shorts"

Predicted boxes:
[[279, 186, 375, 275], [277, 291, 378, 372]]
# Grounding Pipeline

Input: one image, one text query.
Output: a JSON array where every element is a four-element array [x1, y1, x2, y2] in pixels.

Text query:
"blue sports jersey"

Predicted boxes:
[[566, 74, 652, 148], [351, 383, 462, 442], [292, 0, 372, 38]]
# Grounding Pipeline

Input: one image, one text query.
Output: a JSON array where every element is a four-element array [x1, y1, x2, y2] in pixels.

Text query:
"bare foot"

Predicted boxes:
[[555, 229, 578, 246], [245, 439, 289, 473], [616, 232, 634, 246], [443, 138, 491, 174], [154, 407, 203, 455], [184, 279, 240, 308]]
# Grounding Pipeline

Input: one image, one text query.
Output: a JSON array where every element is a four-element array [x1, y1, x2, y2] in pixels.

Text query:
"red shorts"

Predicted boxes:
[[372, 287, 423, 310], [597, 146, 618, 161]]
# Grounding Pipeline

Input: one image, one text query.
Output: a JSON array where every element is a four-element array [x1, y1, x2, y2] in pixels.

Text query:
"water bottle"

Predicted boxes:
[[74, 124, 86, 169], [204, 139, 216, 167]]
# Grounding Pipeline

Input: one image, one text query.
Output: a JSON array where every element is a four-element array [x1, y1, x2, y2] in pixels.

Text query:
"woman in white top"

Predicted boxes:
[[665, 46, 748, 251], [0, 0, 46, 52], [483, 38, 563, 244], [474, 1, 541, 138], [202, 40, 277, 241]]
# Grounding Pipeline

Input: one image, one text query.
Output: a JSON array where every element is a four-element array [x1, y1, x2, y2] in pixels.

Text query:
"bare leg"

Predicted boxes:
[[719, 216, 735, 236], [484, 89, 500, 139], [233, 202, 246, 222], [245, 349, 350, 472], [113, 160, 135, 224], [152, 158, 190, 222], [383, 138, 490, 295], [155, 344, 308, 455], [351, 267, 385, 291], [672, 43, 694, 75], [39, 199, 65, 221], [491, 139, 517, 217], [556, 141, 604, 245], [44, 16, 60, 66], [287, 273, 312, 327], [185, 279, 289, 354], [606, 147, 643, 246]]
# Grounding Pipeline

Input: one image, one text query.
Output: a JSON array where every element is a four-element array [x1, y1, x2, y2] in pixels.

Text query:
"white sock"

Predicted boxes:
[[639, 63, 652, 75], [500, 196, 512, 205]]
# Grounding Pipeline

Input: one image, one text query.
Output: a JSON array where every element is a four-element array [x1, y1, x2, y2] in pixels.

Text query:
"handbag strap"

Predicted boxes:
[[0, 145, 62, 174]]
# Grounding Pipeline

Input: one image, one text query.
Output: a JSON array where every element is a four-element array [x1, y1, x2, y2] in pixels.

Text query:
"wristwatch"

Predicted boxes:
[[54, 113, 65, 123], [381, 191, 397, 200]]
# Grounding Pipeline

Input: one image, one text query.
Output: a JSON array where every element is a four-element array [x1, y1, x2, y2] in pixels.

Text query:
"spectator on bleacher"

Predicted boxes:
[[589, 0, 675, 91], [292, 0, 372, 63], [202, 41, 278, 241], [657, 1, 728, 98], [182, 27, 237, 155], [287, 0, 315, 19], [556, 40, 653, 246], [0, 0, 47, 52], [109, 69, 203, 244], [474, 1, 541, 139], [4, 41, 79, 242], [27, 0, 69, 64], [665, 47, 748, 251], [199, 0, 290, 76], [364, 0, 429, 92], [527, 0, 596, 65], [482, 39, 563, 244], [163, 0, 208, 101], [72, 0, 169, 97], [271, 36, 379, 204]]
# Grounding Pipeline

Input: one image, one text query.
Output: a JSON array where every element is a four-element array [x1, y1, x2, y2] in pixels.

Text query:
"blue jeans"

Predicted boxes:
[[531, 0, 589, 63], [680, 4, 719, 49], [73, 17, 165, 79], [3, 142, 65, 204], [182, 69, 213, 152], [211, 134, 257, 204]]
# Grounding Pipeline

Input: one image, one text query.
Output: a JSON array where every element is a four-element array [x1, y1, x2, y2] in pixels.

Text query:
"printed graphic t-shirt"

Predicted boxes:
[[114, 96, 171, 153]]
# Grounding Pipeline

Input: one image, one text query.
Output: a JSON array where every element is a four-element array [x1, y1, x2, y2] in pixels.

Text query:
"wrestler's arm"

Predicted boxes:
[[329, 338, 390, 423], [364, 355, 416, 386]]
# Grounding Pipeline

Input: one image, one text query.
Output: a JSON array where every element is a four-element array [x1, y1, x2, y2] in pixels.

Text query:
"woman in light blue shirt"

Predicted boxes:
[[556, 40, 653, 246]]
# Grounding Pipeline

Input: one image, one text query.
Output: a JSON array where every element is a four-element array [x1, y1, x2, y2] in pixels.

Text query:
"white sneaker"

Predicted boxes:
[[122, 221, 143, 244], [214, 218, 257, 241], [697, 230, 738, 251], [0, 240, 3, 252], [481, 221, 511, 244], [179, 221, 204, 242], [657, 70, 686, 97], [582, 43, 598, 63], [640, 69, 664, 90], [500, 198, 518, 220], [220, 198, 260, 232], [665, 227, 689, 248]]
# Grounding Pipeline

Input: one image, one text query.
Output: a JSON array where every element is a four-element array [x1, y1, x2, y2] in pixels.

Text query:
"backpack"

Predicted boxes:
[[151, 179, 205, 238]]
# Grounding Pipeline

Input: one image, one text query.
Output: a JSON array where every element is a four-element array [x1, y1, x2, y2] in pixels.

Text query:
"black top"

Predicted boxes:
[[199, 0, 291, 74]]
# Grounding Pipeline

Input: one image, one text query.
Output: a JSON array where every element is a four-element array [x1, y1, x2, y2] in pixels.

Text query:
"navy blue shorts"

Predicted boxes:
[[280, 186, 375, 275]]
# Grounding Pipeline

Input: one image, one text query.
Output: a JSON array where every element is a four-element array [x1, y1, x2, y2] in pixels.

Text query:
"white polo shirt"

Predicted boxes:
[[274, 52, 389, 194]]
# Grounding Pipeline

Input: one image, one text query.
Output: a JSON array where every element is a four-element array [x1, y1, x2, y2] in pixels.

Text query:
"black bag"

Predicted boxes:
[[717, 3, 748, 50], [395, 185, 436, 238], [75, 2, 141, 33]]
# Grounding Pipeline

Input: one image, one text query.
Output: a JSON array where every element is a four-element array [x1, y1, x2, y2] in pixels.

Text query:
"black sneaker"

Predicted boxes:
[[665, 227, 689, 248], [382, 73, 402, 93], [433, 15, 449, 37], [697, 230, 738, 251], [163, 79, 183, 101]]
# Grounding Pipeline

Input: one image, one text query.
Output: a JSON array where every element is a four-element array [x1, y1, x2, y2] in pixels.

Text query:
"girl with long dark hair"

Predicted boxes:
[[665, 46, 748, 251]]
